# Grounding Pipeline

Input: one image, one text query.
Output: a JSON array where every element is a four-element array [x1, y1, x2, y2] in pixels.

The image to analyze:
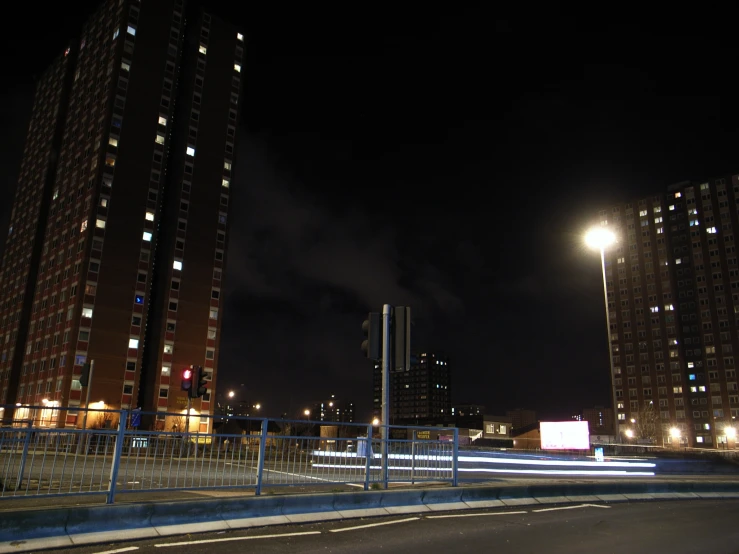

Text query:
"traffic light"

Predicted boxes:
[[192, 366, 208, 399], [392, 306, 411, 371], [361, 312, 382, 360], [79, 362, 92, 387], [181, 367, 193, 392]]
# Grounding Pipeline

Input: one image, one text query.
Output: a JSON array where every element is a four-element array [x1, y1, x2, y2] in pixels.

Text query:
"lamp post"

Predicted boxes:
[[586, 227, 620, 441], [725, 426, 736, 449], [669, 426, 681, 449]]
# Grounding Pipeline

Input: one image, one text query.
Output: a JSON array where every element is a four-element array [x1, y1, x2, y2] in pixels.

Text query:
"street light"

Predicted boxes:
[[669, 427, 681, 447], [372, 418, 380, 426], [255, 403, 261, 410], [228, 391, 235, 399], [625, 429, 634, 439], [586, 226, 619, 440], [304, 409, 311, 417]]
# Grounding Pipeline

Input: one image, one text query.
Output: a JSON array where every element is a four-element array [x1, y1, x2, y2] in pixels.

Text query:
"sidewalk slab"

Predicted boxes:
[[0, 535, 72, 554], [223, 515, 290, 529], [337, 508, 391, 519], [500, 497, 538, 507], [426, 502, 469, 512], [533, 496, 570, 505], [463, 499, 505, 509], [285, 511, 343, 524], [69, 527, 158, 546], [384, 504, 430, 514]]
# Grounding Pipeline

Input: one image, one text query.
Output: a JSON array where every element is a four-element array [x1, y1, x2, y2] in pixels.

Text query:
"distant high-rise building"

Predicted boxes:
[[595, 174, 739, 447], [452, 404, 485, 417], [308, 394, 355, 423], [373, 352, 452, 424], [0, 0, 244, 432], [582, 406, 614, 435], [506, 409, 537, 431]]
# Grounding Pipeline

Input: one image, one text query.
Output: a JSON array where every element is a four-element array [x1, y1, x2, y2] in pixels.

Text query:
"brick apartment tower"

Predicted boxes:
[[373, 352, 452, 424], [597, 174, 739, 448], [0, 0, 243, 432]]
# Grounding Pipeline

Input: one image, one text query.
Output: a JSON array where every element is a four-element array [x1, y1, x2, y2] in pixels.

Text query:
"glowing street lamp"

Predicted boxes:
[[624, 429, 634, 439], [726, 427, 736, 439], [304, 409, 311, 417], [228, 391, 235, 399], [372, 418, 380, 426], [586, 226, 619, 439], [255, 403, 261, 410]]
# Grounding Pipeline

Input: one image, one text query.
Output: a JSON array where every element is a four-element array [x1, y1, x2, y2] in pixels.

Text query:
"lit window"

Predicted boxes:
[[80, 220, 88, 233], [158, 116, 167, 126], [707, 227, 718, 234], [128, 338, 139, 349], [100, 198, 108, 207], [145, 211, 154, 222], [162, 365, 170, 375], [109, 137, 118, 147], [113, 28, 119, 40], [163, 344, 173, 354], [135, 295, 144, 304], [186, 146, 195, 156], [222, 179, 230, 188], [155, 134, 165, 145], [127, 26, 136, 36], [121, 62, 130, 72], [53, 188, 59, 200], [82, 307, 93, 318], [142, 232, 152, 241], [173, 260, 183, 271], [675, 192, 682, 198], [237, 32, 244, 41], [199, 45, 207, 54], [95, 219, 106, 229], [209, 309, 218, 320], [639, 210, 647, 217], [224, 161, 231, 170], [234, 64, 241, 73]]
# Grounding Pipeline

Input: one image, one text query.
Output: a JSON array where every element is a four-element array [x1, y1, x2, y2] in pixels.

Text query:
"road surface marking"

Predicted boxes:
[[329, 517, 419, 533], [263, 468, 333, 482], [427, 511, 527, 519], [92, 548, 139, 554], [154, 531, 321, 547], [533, 504, 611, 513]]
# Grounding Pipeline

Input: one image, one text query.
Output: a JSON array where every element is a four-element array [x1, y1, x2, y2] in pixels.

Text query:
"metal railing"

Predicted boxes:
[[0, 406, 458, 504]]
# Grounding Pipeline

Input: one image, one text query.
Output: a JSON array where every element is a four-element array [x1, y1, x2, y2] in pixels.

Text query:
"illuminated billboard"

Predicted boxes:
[[540, 421, 590, 450]]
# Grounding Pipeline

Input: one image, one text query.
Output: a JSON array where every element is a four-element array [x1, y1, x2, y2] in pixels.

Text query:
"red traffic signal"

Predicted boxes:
[[181, 367, 194, 391]]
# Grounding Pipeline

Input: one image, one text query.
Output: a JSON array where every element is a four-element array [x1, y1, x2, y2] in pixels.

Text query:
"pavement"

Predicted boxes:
[[2, 475, 739, 553]]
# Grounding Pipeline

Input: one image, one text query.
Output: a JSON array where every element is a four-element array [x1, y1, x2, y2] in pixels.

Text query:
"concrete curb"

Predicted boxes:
[[2, 481, 739, 553]]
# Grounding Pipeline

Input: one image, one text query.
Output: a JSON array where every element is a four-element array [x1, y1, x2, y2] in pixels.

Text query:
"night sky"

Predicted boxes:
[[1, 3, 737, 422]]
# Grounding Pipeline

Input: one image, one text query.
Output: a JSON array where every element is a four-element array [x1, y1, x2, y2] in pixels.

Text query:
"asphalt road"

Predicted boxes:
[[48, 499, 739, 554]]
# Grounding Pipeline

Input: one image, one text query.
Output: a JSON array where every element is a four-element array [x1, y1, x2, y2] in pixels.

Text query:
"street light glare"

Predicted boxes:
[[585, 227, 616, 249], [725, 427, 736, 439], [670, 427, 681, 438]]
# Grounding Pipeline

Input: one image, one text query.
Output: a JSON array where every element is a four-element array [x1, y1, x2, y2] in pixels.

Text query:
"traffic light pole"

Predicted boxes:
[[81, 359, 95, 433], [381, 304, 391, 489], [76, 359, 95, 455]]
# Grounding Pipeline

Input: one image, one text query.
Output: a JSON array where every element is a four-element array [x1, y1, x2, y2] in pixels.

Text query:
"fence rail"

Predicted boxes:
[[0, 406, 458, 504]]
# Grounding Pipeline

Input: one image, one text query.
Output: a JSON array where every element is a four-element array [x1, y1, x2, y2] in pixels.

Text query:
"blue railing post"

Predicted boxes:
[[15, 418, 34, 492], [452, 427, 459, 487], [255, 418, 268, 496], [382, 426, 389, 490], [363, 424, 372, 491], [106, 409, 127, 505]]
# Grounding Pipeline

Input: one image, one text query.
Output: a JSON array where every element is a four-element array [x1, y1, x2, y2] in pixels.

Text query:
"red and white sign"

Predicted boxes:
[[540, 421, 590, 450]]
